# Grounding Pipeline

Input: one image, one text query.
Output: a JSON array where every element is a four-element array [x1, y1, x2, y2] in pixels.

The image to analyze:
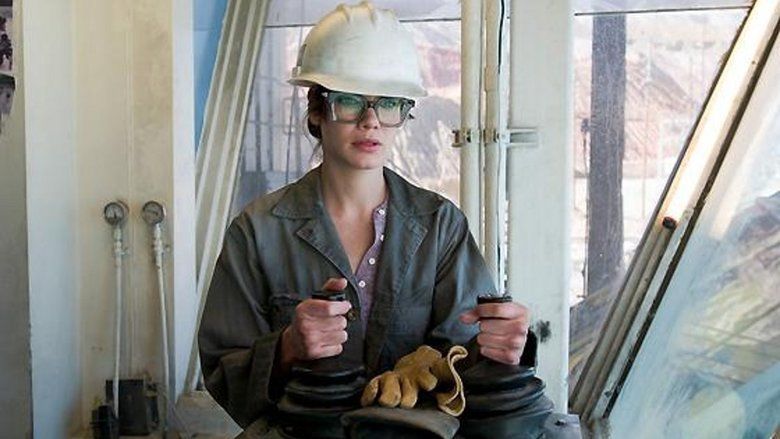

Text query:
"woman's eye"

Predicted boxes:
[[378, 99, 401, 109], [336, 95, 363, 108]]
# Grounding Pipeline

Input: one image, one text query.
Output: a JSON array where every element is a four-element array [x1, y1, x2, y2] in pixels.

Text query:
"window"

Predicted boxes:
[[569, 6, 749, 385], [608, 42, 780, 437]]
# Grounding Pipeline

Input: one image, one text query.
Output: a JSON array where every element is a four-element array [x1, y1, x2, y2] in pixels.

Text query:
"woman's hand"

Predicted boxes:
[[280, 277, 352, 367], [459, 301, 530, 365]]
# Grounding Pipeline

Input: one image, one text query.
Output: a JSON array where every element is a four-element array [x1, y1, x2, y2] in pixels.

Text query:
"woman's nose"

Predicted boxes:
[[359, 107, 380, 129]]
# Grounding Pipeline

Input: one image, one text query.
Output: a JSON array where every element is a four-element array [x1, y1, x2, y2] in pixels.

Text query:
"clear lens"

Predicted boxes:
[[375, 97, 404, 126], [327, 92, 414, 127], [331, 93, 365, 121]]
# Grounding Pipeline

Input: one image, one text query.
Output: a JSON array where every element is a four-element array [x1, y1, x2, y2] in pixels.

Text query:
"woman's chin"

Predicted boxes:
[[347, 154, 386, 170]]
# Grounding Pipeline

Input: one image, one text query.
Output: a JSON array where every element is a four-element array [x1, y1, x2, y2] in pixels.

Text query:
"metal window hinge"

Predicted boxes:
[[480, 127, 541, 149], [452, 128, 478, 148]]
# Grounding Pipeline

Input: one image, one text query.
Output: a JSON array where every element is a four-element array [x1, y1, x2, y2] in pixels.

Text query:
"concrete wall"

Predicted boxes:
[[0, 0, 196, 434], [0, 2, 31, 435], [73, 0, 195, 428], [22, 0, 82, 435]]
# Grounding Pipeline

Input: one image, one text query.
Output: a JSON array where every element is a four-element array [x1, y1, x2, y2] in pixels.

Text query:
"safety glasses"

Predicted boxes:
[[323, 91, 415, 127]]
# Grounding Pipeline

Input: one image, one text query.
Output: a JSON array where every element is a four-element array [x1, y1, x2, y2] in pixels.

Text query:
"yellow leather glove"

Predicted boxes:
[[361, 345, 442, 409], [430, 345, 468, 416]]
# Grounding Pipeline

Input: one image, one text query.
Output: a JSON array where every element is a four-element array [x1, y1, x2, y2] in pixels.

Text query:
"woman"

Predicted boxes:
[[198, 1, 530, 429]]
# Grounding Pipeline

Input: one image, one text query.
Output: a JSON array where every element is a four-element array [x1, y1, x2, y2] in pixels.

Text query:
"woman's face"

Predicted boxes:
[[311, 94, 402, 172]]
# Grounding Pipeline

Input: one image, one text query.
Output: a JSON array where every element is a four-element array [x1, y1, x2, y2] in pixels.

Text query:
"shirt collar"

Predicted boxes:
[[271, 165, 443, 219]]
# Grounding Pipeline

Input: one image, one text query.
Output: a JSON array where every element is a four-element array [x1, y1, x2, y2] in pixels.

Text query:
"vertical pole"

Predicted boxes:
[[587, 15, 626, 297], [483, 0, 505, 291], [507, 0, 574, 409], [461, 0, 483, 245]]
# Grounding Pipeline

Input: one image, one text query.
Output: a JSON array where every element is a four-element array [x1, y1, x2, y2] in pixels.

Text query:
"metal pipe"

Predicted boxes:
[[460, 0, 483, 243], [104, 200, 129, 418], [112, 226, 123, 418], [152, 223, 171, 435], [483, 0, 505, 291]]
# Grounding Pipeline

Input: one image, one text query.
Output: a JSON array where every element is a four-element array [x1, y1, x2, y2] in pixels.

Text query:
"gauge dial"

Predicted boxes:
[[141, 201, 166, 225], [103, 201, 129, 226]]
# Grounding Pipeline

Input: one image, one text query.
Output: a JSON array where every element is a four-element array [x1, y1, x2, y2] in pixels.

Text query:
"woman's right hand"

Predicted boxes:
[[280, 277, 352, 366]]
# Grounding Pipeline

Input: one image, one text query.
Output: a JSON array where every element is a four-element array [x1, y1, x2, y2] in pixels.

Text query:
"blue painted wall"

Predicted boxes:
[[194, 0, 228, 147]]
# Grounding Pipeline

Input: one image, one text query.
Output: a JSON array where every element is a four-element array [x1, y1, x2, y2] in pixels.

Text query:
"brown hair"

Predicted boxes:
[[306, 84, 327, 140]]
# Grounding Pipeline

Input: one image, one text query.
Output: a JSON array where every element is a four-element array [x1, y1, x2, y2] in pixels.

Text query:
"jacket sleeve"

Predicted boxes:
[[426, 205, 497, 355], [198, 213, 282, 428]]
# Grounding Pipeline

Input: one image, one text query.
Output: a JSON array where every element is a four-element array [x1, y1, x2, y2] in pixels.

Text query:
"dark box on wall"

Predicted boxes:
[[105, 378, 159, 436]]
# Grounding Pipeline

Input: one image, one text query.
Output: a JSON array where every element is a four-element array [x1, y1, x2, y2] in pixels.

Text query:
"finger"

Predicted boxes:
[[300, 299, 352, 318], [479, 318, 529, 336], [315, 343, 343, 359], [317, 330, 348, 347], [415, 369, 438, 392], [399, 375, 417, 409], [477, 332, 527, 350], [476, 302, 528, 320], [378, 372, 401, 407], [459, 308, 480, 324], [299, 315, 347, 333], [319, 315, 349, 332], [361, 376, 380, 407], [321, 277, 348, 291], [480, 346, 520, 365]]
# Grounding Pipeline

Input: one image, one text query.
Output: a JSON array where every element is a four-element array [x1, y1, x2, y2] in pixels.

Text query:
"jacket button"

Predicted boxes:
[[346, 309, 358, 322]]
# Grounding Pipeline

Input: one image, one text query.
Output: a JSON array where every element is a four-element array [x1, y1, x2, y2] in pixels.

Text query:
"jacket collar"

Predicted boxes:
[[271, 165, 442, 219]]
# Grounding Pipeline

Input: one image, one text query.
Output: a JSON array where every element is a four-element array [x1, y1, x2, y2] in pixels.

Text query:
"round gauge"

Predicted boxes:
[[141, 201, 166, 225], [103, 201, 129, 226]]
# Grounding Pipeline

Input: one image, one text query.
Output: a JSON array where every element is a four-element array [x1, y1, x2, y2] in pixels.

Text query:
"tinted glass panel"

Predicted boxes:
[[609, 45, 780, 437]]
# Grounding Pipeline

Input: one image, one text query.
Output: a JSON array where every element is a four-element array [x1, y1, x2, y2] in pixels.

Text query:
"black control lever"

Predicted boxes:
[[477, 294, 537, 367], [291, 290, 364, 383]]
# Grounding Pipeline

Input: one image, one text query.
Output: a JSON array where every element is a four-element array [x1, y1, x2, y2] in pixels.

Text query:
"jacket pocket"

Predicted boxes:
[[269, 294, 301, 330]]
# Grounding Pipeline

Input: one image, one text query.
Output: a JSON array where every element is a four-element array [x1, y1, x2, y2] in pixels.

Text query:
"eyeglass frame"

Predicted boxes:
[[321, 90, 416, 128]]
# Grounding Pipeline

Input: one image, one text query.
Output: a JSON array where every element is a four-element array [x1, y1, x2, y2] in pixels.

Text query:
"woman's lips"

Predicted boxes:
[[352, 140, 382, 152]]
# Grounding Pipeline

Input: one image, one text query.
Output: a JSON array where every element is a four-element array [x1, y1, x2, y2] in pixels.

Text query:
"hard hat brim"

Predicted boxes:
[[288, 73, 427, 99]]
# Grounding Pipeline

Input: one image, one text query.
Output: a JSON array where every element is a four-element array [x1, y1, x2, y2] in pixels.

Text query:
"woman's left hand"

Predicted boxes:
[[459, 301, 530, 365]]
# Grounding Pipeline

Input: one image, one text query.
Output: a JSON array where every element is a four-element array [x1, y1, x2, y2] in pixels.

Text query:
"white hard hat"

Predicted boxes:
[[288, 1, 427, 99]]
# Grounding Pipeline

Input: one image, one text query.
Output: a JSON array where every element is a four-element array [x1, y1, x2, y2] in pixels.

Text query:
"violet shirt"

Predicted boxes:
[[353, 199, 388, 326]]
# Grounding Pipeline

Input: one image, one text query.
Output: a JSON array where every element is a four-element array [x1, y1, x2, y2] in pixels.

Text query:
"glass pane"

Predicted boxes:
[[232, 10, 461, 216], [387, 21, 461, 203], [232, 26, 312, 217], [569, 10, 746, 385], [575, 0, 752, 14], [609, 54, 780, 438], [267, 0, 459, 27]]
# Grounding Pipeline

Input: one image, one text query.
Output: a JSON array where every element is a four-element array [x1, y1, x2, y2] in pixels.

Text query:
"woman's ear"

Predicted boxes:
[[309, 113, 322, 127]]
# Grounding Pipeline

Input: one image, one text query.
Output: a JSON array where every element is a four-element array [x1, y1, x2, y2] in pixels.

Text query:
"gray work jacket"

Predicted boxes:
[[198, 166, 496, 427]]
